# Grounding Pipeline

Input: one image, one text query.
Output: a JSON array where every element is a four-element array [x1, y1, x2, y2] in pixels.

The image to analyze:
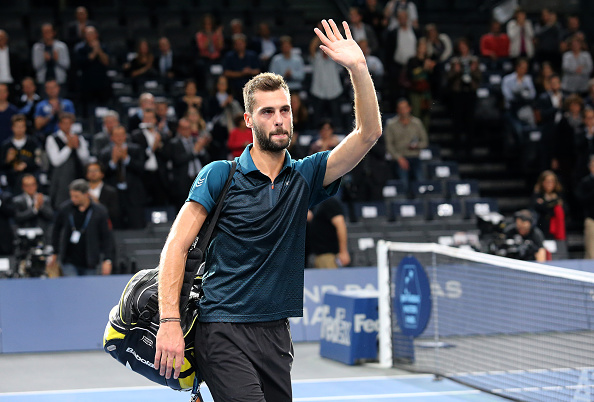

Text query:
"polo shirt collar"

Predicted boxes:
[[238, 144, 292, 175]]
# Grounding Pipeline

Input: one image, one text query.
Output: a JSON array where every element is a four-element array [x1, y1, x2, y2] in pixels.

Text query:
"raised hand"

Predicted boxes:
[[314, 19, 365, 71]]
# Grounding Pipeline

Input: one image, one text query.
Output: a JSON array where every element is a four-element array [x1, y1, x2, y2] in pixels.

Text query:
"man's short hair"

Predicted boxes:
[[58, 112, 75, 122], [86, 161, 104, 175], [11, 114, 26, 125], [103, 110, 120, 121], [232, 33, 247, 43], [279, 35, 292, 45], [514, 209, 533, 222], [243, 72, 290, 114], [69, 179, 89, 194]]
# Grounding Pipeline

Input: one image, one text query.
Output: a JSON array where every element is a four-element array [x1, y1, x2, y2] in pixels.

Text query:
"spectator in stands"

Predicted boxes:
[[384, 0, 418, 30], [406, 38, 435, 130], [0, 84, 18, 144], [227, 114, 252, 158], [534, 61, 555, 94], [358, 39, 384, 89], [480, 20, 510, 67], [223, 33, 261, 101], [13, 174, 53, 238], [531, 170, 566, 240], [131, 109, 168, 206], [250, 22, 278, 70], [446, 55, 481, 149], [0, 114, 40, 194], [535, 74, 564, 171], [155, 98, 176, 139], [0, 30, 26, 91], [507, 8, 535, 60], [307, 196, 350, 268], [0, 187, 14, 256], [46, 112, 90, 208], [575, 156, 594, 259], [195, 14, 224, 62], [425, 23, 453, 63], [85, 161, 120, 229], [74, 26, 111, 119], [99, 125, 146, 229], [534, 8, 562, 72], [290, 92, 310, 134], [384, 9, 418, 110], [385, 98, 428, 192], [31, 23, 70, 86], [92, 110, 119, 157], [561, 35, 592, 97], [155, 36, 187, 92], [360, 0, 385, 44], [348, 7, 379, 55], [16, 77, 41, 134], [501, 58, 537, 147], [168, 117, 210, 209], [175, 79, 204, 120], [65, 6, 94, 49], [560, 14, 586, 53], [49, 179, 113, 276], [503, 209, 547, 262], [128, 92, 155, 132], [123, 39, 157, 94], [269, 35, 306, 91], [552, 94, 583, 192], [184, 106, 208, 140], [207, 75, 243, 160], [309, 119, 341, 155], [224, 18, 245, 51], [34, 80, 75, 139], [574, 107, 594, 183], [309, 24, 345, 131]]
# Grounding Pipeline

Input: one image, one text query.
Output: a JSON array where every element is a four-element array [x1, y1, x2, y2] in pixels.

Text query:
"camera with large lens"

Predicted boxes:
[[15, 227, 51, 278]]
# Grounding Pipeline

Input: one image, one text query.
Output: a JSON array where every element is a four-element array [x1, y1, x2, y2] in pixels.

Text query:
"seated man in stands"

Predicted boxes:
[[479, 20, 510, 68], [502, 209, 547, 262], [501, 58, 536, 148]]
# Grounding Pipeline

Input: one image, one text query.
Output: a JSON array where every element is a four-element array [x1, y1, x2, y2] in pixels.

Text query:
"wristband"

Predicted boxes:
[[159, 317, 181, 323]]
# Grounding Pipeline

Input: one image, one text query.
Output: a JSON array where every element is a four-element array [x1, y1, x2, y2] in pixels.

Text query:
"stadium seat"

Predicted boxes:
[[390, 199, 426, 222], [410, 180, 445, 199], [427, 199, 464, 221], [426, 160, 460, 181], [446, 179, 480, 199], [381, 179, 407, 201], [463, 197, 499, 220], [351, 201, 389, 226]]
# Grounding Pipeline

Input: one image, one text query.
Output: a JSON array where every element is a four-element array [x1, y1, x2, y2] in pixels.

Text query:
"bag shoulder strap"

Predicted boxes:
[[190, 160, 236, 274]]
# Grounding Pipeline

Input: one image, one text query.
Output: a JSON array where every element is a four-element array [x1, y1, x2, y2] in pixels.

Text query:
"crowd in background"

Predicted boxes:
[[1, 0, 594, 273]]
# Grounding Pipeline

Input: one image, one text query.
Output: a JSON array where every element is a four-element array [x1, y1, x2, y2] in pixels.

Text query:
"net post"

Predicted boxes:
[[377, 239, 392, 368]]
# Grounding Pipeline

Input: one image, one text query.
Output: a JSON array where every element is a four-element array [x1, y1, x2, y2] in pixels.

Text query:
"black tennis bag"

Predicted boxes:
[[103, 161, 236, 397]]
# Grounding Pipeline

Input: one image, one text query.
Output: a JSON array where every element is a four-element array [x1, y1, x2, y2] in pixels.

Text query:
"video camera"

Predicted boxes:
[[14, 227, 52, 278]]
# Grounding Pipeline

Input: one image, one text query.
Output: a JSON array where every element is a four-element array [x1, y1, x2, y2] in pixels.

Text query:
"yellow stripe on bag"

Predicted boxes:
[[178, 357, 196, 389], [103, 322, 125, 346]]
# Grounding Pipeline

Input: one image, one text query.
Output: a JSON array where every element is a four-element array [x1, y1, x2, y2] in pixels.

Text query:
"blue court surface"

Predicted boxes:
[[0, 375, 505, 401]]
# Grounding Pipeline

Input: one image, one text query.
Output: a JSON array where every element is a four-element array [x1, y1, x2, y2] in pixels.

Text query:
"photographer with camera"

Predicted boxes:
[[502, 209, 547, 262]]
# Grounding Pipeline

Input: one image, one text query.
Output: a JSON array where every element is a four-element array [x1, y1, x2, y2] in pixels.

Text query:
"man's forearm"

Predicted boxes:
[[158, 240, 186, 318], [350, 62, 382, 143]]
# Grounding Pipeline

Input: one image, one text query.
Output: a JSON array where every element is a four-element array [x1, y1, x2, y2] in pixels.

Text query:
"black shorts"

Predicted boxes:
[[194, 319, 294, 402]]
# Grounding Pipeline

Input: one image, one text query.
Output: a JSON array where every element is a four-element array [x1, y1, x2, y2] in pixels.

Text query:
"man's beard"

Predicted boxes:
[[252, 121, 293, 153]]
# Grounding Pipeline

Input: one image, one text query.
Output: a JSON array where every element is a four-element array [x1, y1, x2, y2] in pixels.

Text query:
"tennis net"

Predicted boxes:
[[376, 241, 594, 402]]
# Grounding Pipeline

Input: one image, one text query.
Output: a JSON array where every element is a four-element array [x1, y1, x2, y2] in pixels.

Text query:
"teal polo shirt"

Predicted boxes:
[[187, 145, 340, 322]]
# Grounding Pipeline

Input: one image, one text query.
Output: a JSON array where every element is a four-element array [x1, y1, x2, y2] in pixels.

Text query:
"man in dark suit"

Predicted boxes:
[[99, 125, 147, 229], [85, 161, 120, 229], [12, 174, 53, 241], [128, 92, 154, 133], [49, 179, 113, 276], [130, 109, 169, 206], [65, 6, 95, 49], [535, 74, 564, 171], [167, 118, 210, 209], [154, 37, 188, 92]]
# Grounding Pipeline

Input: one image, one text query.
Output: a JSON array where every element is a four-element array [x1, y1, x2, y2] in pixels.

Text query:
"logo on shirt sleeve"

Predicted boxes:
[[194, 177, 205, 189]]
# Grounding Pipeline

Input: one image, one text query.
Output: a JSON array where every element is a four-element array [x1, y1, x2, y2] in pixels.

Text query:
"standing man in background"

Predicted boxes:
[[307, 196, 350, 268], [155, 19, 382, 401]]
